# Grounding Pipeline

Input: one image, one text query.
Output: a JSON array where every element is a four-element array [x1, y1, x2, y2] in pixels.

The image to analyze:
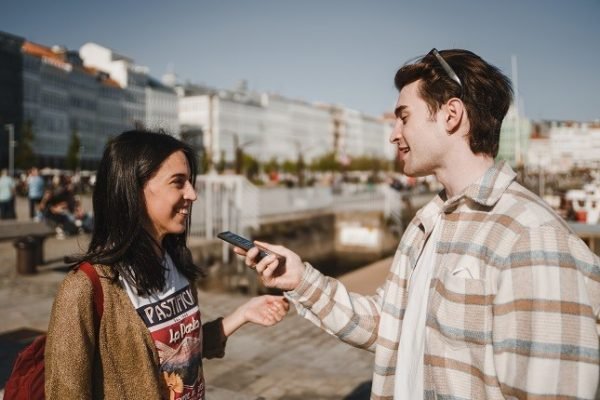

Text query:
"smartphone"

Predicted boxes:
[[217, 231, 271, 261]]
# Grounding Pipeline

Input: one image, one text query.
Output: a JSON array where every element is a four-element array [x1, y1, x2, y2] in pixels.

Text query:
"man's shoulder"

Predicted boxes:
[[494, 180, 570, 232]]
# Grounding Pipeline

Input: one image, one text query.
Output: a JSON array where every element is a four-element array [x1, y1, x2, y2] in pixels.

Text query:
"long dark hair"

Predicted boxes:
[[69, 130, 201, 294]]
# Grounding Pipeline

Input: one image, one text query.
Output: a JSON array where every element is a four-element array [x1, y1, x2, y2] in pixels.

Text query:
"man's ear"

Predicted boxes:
[[444, 98, 465, 134]]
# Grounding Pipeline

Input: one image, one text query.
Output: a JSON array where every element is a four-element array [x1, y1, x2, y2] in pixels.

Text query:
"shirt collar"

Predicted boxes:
[[452, 160, 516, 207], [414, 160, 516, 231]]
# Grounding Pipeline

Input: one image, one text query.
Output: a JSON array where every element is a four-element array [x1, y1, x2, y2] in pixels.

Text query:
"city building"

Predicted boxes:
[[0, 35, 182, 169], [146, 76, 179, 134], [497, 104, 531, 167], [329, 106, 393, 163], [0, 31, 24, 170], [177, 81, 393, 167], [80, 42, 179, 134], [528, 121, 600, 173], [20, 41, 128, 167]]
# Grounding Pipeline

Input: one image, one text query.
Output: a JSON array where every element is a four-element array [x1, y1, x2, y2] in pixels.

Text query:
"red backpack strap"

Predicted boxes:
[[77, 262, 104, 322]]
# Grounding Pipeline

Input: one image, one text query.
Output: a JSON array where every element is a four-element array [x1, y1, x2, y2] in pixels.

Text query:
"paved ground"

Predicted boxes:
[[0, 199, 391, 399]]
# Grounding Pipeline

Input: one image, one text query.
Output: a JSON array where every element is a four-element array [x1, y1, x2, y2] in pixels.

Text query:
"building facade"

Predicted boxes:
[[0, 37, 182, 169], [80, 42, 178, 134], [178, 83, 392, 167], [18, 41, 133, 168], [497, 104, 532, 167], [0, 31, 24, 170], [528, 121, 600, 172]]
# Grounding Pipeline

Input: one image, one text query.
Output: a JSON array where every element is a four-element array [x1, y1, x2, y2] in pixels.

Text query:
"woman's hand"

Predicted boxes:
[[222, 295, 289, 336], [240, 295, 289, 326]]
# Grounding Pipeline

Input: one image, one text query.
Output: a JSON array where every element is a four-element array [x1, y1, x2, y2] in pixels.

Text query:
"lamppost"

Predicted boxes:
[[4, 124, 15, 177]]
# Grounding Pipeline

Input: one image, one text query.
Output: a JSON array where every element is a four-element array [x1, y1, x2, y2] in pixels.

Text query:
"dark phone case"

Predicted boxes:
[[217, 231, 270, 261]]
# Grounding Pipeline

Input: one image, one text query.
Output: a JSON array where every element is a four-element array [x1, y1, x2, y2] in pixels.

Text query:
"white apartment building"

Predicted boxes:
[[333, 107, 391, 161], [146, 77, 180, 134], [178, 83, 392, 165], [528, 121, 600, 172]]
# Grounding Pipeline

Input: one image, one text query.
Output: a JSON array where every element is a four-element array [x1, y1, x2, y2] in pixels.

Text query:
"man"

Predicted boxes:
[[236, 49, 600, 399], [27, 167, 45, 220], [0, 169, 16, 219]]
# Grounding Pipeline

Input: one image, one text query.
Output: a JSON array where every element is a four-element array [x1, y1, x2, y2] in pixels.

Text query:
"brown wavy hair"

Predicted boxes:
[[394, 49, 513, 157]]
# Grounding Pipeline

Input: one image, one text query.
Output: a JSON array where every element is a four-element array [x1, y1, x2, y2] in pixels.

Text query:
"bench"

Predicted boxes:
[[0, 221, 54, 242]]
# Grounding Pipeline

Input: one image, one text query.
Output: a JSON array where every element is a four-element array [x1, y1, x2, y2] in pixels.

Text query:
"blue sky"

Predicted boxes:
[[2, 0, 599, 121]]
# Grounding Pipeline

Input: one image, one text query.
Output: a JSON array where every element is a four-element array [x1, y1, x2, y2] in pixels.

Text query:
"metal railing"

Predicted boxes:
[[190, 174, 259, 239], [190, 177, 411, 239]]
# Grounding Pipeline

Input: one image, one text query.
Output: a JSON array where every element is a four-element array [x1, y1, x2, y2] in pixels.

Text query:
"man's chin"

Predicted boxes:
[[402, 165, 430, 178]]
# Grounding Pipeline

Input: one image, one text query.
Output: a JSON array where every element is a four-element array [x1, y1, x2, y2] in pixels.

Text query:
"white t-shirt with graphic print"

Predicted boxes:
[[120, 253, 205, 400]]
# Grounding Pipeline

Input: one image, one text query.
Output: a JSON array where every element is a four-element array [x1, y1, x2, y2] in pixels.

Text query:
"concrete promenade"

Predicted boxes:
[[0, 196, 390, 399]]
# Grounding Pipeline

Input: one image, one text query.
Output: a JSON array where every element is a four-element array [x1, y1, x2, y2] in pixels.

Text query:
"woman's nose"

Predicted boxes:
[[184, 182, 198, 201]]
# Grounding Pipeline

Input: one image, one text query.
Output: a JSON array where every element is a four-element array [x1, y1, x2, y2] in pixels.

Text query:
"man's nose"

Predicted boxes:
[[389, 121, 403, 143]]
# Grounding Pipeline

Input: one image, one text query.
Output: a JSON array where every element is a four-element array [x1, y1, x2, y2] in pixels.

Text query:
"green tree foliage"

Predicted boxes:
[[199, 150, 212, 174], [281, 159, 297, 174], [216, 150, 226, 173], [15, 120, 36, 169], [242, 153, 260, 180], [310, 152, 340, 172], [263, 157, 279, 174], [65, 129, 81, 171], [348, 156, 390, 172], [296, 152, 306, 187]]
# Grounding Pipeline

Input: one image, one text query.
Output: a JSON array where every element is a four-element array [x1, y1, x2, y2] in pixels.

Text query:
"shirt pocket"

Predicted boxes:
[[427, 265, 491, 350]]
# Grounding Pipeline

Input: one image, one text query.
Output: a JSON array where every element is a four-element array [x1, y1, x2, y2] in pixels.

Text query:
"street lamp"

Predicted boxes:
[[4, 124, 15, 177]]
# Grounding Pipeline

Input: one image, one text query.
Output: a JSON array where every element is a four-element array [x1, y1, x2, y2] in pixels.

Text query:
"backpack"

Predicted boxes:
[[3, 262, 104, 400]]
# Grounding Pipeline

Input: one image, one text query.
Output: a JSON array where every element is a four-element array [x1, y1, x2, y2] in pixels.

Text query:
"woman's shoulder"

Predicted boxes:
[[58, 264, 114, 295]]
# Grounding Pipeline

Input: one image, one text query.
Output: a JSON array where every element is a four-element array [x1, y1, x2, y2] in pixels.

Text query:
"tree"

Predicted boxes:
[[199, 149, 212, 174], [242, 153, 260, 181], [281, 159, 296, 174], [216, 150, 226, 174], [297, 151, 306, 187], [66, 129, 81, 171], [263, 157, 279, 174], [310, 151, 340, 172], [15, 120, 36, 170]]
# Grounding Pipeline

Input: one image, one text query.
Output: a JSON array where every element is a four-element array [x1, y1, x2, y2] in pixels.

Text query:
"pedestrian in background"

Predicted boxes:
[[0, 168, 16, 219], [45, 130, 289, 399], [26, 167, 45, 220], [236, 49, 600, 399]]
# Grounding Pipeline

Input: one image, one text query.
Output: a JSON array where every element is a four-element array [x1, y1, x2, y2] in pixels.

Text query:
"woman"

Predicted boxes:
[[45, 130, 288, 399]]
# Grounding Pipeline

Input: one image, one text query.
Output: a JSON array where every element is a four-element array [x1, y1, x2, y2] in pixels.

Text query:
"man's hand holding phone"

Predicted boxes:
[[233, 241, 305, 292]]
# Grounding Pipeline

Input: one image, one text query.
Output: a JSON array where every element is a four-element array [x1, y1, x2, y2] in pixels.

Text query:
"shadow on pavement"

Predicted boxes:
[[343, 380, 372, 399]]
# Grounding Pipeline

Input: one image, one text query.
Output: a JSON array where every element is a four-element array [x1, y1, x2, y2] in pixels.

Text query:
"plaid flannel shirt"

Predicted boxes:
[[287, 161, 600, 399]]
